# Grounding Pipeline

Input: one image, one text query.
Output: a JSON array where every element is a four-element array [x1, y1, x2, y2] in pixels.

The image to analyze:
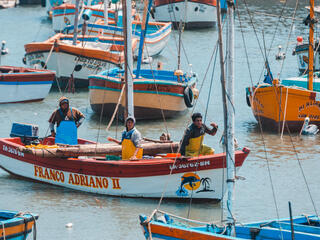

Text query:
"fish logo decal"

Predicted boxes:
[[176, 173, 201, 197], [176, 173, 214, 197]]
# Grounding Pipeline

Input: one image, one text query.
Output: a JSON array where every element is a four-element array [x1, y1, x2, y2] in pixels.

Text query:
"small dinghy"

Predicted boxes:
[[0, 210, 38, 240]]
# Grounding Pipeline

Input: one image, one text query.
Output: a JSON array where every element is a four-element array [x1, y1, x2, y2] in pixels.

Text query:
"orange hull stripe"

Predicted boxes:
[[0, 222, 35, 237], [150, 223, 230, 240]]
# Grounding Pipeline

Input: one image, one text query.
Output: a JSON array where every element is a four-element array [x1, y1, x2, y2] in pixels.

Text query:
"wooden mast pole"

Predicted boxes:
[[122, 0, 134, 119], [72, 0, 80, 45], [308, 0, 314, 91]]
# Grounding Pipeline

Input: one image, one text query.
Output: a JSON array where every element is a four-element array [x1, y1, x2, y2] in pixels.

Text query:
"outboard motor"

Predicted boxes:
[[10, 123, 40, 145]]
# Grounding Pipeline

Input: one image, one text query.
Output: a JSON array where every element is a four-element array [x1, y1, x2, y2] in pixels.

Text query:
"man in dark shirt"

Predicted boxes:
[[48, 96, 85, 145], [180, 113, 218, 157]]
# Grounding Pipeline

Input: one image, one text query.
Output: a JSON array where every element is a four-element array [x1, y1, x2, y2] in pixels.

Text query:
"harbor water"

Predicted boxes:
[[1, 0, 320, 239]]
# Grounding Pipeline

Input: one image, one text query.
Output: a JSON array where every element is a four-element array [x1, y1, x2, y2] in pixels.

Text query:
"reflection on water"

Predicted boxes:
[[1, 0, 320, 239]]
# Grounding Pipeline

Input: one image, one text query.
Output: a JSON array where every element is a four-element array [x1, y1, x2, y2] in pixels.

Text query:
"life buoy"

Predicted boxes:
[[184, 86, 194, 108]]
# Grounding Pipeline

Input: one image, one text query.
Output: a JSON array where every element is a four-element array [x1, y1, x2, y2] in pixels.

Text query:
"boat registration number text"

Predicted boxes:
[[2, 145, 24, 157]]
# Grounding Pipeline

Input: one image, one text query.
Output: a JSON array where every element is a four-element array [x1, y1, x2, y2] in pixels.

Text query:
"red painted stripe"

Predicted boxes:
[[0, 98, 44, 104], [155, 0, 216, 7]]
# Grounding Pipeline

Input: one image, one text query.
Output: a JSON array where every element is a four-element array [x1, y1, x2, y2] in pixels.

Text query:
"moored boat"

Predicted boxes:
[[140, 212, 320, 239], [89, 68, 197, 120], [0, 66, 55, 104], [292, 37, 320, 73], [0, 210, 38, 240], [153, 0, 217, 29], [0, 135, 249, 200], [65, 19, 172, 58], [52, 3, 119, 32], [24, 33, 137, 88], [0, 0, 18, 8], [247, 0, 320, 132]]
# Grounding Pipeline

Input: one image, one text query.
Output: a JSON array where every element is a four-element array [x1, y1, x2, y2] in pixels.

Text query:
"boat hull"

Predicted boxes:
[[154, 0, 216, 29], [24, 34, 134, 88], [140, 214, 320, 240], [0, 137, 249, 200], [83, 21, 172, 58], [89, 69, 197, 119], [0, 66, 54, 103], [0, 210, 38, 240], [247, 84, 320, 132]]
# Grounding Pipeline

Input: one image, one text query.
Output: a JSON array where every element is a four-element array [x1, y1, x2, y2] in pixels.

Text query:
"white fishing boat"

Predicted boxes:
[[0, 0, 250, 200], [153, 0, 217, 29], [24, 33, 137, 88], [64, 19, 172, 58], [0, 66, 55, 103]]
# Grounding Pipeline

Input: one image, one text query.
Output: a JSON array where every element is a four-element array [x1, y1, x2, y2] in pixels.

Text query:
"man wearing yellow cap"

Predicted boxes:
[[108, 116, 143, 160], [180, 113, 218, 157]]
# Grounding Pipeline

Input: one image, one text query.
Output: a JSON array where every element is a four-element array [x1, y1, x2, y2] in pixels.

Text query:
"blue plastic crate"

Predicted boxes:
[[10, 123, 39, 138]]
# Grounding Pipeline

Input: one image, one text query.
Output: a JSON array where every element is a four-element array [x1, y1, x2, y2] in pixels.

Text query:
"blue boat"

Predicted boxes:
[[139, 212, 320, 239], [0, 210, 38, 240]]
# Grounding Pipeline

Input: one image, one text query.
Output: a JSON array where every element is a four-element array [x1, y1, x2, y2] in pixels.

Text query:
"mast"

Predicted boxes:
[[308, 0, 314, 91], [104, 0, 109, 28], [122, 0, 134, 118], [217, 0, 235, 235], [226, 0, 235, 235], [136, 0, 153, 78], [72, 0, 80, 45]]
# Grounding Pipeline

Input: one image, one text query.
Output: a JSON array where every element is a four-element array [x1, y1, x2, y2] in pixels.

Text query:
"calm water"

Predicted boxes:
[[1, 1, 320, 239]]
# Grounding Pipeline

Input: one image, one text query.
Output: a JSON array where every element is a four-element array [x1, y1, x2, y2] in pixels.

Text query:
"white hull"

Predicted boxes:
[[154, 1, 216, 28], [0, 82, 52, 103], [133, 31, 170, 57], [0, 155, 236, 199], [25, 51, 112, 82]]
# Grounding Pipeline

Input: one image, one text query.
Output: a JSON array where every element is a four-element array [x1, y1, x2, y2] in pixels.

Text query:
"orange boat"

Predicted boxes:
[[246, 82, 320, 132], [246, 3, 320, 132]]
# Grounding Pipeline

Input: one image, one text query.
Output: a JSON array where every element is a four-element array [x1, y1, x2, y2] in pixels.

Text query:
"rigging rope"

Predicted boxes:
[[278, 0, 299, 78]]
